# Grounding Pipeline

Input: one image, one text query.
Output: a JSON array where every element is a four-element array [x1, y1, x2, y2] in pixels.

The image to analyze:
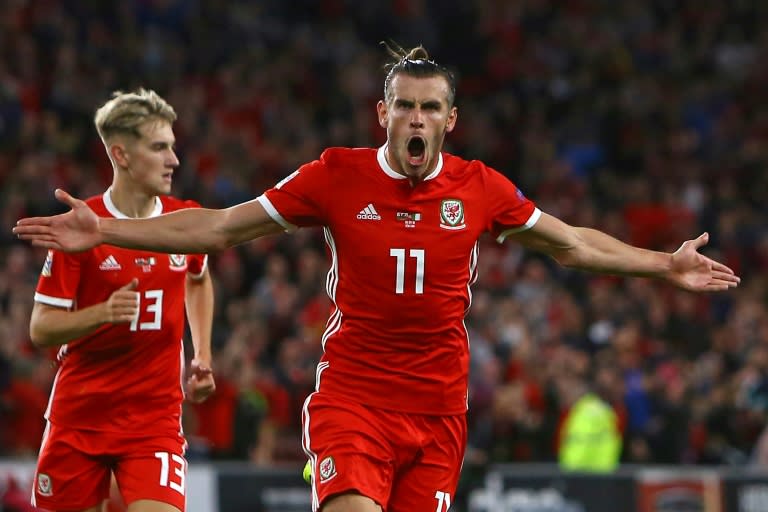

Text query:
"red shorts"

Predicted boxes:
[[32, 422, 188, 511], [302, 392, 466, 512]]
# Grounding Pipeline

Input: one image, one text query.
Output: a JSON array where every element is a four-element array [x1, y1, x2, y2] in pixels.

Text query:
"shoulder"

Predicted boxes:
[[318, 147, 377, 167], [85, 194, 108, 215], [159, 196, 202, 212], [441, 152, 499, 179]]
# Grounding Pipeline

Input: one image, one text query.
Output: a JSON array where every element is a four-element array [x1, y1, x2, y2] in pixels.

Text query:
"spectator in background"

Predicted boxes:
[[556, 350, 622, 472], [24, 89, 215, 512], [14, 42, 739, 512], [2, 0, 768, 496]]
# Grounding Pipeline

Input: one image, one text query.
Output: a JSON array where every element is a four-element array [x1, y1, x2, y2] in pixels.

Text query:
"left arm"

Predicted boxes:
[[509, 212, 740, 292], [185, 266, 216, 402]]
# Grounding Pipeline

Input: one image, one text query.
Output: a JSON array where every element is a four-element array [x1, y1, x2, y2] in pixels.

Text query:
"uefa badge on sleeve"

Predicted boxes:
[[41, 250, 53, 277]]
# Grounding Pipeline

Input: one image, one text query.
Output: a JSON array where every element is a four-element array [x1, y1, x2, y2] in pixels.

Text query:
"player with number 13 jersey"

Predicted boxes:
[[35, 192, 207, 436]]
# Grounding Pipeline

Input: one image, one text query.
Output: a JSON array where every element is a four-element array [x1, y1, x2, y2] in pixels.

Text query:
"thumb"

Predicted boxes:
[[54, 188, 80, 209], [691, 232, 709, 249], [120, 278, 139, 291]]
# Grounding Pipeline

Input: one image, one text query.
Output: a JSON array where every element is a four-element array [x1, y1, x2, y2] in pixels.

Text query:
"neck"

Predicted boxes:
[[109, 183, 157, 219]]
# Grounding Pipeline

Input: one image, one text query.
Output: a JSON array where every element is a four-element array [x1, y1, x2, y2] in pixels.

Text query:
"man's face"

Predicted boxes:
[[120, 120, 179, 196], [377, 74, 457, 181]]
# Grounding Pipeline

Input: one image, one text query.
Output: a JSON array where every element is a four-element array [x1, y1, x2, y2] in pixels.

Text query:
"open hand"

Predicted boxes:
[[667, 233, 741, 292], [13, 189, 102, 252]]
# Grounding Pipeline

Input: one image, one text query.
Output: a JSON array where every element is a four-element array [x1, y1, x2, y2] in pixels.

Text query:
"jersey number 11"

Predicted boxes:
[[390, 248, 425, 294]]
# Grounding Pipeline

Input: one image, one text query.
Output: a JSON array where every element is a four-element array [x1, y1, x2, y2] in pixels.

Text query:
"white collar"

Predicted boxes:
[[377, 144, 443, 181], [103, 187, 163, 219]]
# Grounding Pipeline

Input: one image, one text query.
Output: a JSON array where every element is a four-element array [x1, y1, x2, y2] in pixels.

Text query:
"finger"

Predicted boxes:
[[190, 358, 213, 373], [711, 270, 740, 283], [112, 301, 140, 311], [54, 188, 80, 208], [709, 260, 736, 275], [191, 385, 216, 403], [707, 277, 740, 289], [705, 282, 737, 291], [113, 292, 140, 305], [13, 224, 53, 234], [31, 240, 62, 250], [193, 366, 213, 376], [113, 312, 139, 323], [14, 218, 52, 228]]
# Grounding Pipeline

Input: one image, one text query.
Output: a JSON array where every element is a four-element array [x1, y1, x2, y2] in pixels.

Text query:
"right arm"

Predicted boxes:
[[101, 198, 284, 253], [14, 190, 284, 254], [29, 279, 139, 347]]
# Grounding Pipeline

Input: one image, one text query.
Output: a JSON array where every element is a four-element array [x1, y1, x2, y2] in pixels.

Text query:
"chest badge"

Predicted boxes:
[[440, 199, 465, 230], [396, 211, 421, 228], [169, 254, 188, 271]]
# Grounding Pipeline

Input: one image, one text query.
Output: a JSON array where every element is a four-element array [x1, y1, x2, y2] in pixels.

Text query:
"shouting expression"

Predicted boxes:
[[377, 74, 457, 183]]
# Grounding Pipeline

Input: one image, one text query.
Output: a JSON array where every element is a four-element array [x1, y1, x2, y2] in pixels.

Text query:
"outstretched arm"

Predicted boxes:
[[509, 212, 740, 292], [14, 189, 284, 253]]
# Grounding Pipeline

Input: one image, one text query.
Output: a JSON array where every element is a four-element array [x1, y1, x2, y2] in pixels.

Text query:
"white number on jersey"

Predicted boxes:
[[390, 248, 425, 294], [154, 451, 186, 495], [129, 289, 164, 331], [435, 490, 452, 511]]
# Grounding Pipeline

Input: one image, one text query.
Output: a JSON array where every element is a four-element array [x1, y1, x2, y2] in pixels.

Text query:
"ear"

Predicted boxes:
[[445, 106, 458, 133], [109, 142, 130, 168], [376, 100, 388, 128]]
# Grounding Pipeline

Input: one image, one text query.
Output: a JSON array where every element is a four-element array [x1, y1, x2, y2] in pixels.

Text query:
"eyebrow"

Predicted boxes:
[[394, 99, 443, 109], [150, 140, 176, 148]]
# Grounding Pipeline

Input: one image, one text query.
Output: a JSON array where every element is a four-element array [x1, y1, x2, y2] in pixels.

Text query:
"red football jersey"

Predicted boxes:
[[34, 190, 207, 436], [260, 146, 540, 415]]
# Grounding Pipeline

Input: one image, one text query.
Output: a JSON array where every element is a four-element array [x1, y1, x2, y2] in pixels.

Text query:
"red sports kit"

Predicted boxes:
[[259, 146, 539, 511], [32, 190, 206, 511]]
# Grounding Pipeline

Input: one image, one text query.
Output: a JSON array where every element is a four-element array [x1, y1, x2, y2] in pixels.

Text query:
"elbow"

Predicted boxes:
[[209, 235, 230, 253], [29, 325, 51, 348], [551, 249, 582, 269]]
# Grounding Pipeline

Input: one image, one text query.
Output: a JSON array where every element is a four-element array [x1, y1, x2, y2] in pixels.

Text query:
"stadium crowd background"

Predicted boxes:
[[1, 0, 767, 477]]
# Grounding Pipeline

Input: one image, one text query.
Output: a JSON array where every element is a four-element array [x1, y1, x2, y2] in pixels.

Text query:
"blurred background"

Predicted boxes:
[[1, 0, 767, 510]]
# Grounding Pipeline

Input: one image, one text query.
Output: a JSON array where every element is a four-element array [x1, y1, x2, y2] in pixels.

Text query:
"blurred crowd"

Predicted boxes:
[[1, 0, 767, 475]]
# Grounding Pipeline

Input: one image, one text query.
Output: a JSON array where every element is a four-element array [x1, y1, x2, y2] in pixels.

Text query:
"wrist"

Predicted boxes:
[[194, 353, 212, 365]]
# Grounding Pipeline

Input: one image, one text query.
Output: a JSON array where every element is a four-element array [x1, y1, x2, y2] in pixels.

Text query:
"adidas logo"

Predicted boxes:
[[99, 255, 122, 271], [356, 203, 381, 221]]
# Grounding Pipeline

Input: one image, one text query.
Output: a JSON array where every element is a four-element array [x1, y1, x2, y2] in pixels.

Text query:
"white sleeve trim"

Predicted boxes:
[[495, 207, 542, 243], [34, 292, 73, 309], [256, 194, 297, 233]]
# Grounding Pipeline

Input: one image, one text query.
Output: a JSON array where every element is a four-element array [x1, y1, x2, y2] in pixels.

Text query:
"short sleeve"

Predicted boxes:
[[257, 156, 329, 230], [484, 167, 541, 243], [34, 249, 82, 308]]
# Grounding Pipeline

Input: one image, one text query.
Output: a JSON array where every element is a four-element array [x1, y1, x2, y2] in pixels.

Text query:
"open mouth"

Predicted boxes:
[[406, 136, 426, 166]]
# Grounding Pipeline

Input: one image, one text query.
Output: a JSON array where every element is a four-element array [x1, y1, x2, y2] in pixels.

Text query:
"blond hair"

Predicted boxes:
[[94, 88, 177, 142]]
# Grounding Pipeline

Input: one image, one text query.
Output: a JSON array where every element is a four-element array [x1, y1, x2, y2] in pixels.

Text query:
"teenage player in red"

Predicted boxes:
[[15, 46, 739, 512], [25, 89, 215, 512]]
